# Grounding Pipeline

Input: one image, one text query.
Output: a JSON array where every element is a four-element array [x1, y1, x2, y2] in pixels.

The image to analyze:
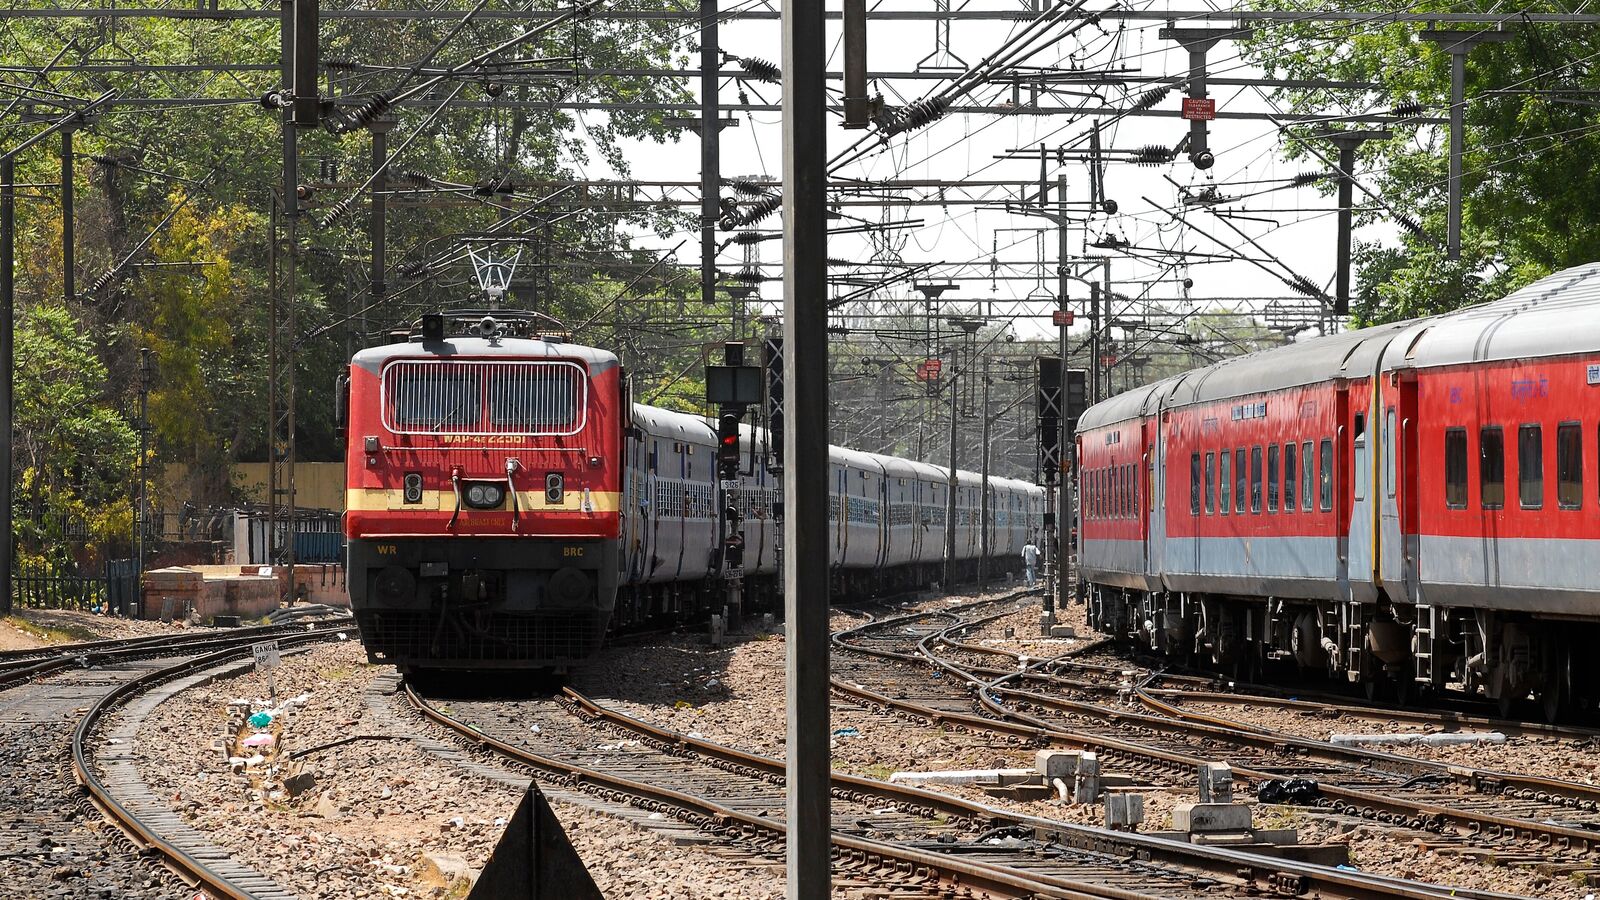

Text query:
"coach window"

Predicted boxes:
[[1234, 448, 1248, 514], [1190, 453, 1202, 514], [1251, 446, 1264, 513], [1205, 452, 1216, 514], [1282, 443, 1295, 512], [1301, 440, 1315, 511], [1519, 424, 1544, 509], [1319, 438, 1334, 511], [1444, 428, 1468, 509], [1558, 422, 1582, 509], [1219, 451, 1231, 514], [1480, 427, 1505, 509], [1385, 408, 1397, 498]]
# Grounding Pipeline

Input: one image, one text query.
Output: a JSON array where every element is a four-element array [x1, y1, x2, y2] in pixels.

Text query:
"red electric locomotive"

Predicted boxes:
[[342, 310, 628, 670], [1078, 263, 1600, 720]]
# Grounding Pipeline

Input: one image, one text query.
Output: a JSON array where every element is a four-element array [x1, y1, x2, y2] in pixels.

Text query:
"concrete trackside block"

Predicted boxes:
[[1104, 793, 1144, 831], [1198, 762, 1233, 803], [1072, 752, 1100, 804], [1035, 750, 1081, 780], [1049, 624, 1077, 639], [1171, 802, 1253, 834]]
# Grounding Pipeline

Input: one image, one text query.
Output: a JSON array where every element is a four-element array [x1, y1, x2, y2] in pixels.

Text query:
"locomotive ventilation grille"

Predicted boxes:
[[355, 609, 609, 664], [381, 359, 588, 437]]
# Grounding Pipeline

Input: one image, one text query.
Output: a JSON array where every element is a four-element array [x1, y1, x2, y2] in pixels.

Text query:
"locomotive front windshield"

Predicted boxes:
[[384, 360, 587, 436]]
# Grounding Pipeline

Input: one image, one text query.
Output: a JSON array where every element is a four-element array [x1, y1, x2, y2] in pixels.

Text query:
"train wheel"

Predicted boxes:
[[1392, 673, 1414, 708], [1495, 689, 1518, 721], [1361, 670, 1383, 703]]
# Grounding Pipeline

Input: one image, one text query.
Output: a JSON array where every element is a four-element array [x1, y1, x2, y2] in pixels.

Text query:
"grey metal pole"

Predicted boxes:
[[0, 155, 11, 615], [61, 130, 73, 302], [1447, 50, 1463, 261], [1089, 282, 1101, 403], [369, 118, 391, 344], [978, 357, 990, 590], [944, 362, 958, 588], [700, 0, 719, 307], [781, 0, 830, 895]]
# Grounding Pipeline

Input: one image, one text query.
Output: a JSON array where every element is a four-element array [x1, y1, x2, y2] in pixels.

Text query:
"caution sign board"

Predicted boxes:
[[1181, 98, 1216, 121]]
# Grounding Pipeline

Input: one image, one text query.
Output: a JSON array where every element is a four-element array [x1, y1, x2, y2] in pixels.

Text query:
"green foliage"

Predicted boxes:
[[0, 5, 699, 544], [1243, 1, 1600, 324], [14, 303, 139, 562]]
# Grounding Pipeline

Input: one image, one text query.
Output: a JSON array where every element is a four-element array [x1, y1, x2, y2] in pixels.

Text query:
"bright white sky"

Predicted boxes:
[[574, 2, 1405, 350]]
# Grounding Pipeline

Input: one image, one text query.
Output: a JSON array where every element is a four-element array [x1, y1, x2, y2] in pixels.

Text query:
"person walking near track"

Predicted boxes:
[[1021, 538, 1040, 587]]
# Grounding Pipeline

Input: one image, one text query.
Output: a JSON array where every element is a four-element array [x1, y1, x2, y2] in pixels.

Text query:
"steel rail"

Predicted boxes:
[[403, 683, 1137, 900], [930, 628, 1600, 808], [69, 625, 353, 899], [900, 619, 1600, 857], [0, 617, 354, 689], [554, 656, 1522, 899]]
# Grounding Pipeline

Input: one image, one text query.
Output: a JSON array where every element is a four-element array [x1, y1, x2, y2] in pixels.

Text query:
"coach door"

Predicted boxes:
[[1379, 371, 1422, 603]]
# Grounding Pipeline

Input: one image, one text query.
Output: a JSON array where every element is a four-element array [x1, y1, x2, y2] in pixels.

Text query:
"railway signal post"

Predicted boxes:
[[707, 343, 761, 632]]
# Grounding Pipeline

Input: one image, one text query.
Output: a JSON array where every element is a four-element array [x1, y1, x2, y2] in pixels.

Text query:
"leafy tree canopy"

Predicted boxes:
[[1242, 1, 1600, 324]]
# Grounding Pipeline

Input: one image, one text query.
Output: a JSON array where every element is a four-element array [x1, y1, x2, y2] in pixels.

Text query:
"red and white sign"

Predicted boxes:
[[1100, 354, 1119, 368], [1052, 310, 1075, 327], [915, 359, 943, 382], [1181, 98, 1216, 121]]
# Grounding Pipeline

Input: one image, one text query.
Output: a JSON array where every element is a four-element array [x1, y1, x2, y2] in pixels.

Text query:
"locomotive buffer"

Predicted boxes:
[[707, 343, 763, 631]]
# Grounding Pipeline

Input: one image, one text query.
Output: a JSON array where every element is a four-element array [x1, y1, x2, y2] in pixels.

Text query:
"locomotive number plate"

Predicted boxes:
[[1588, 363, 1600, 385]]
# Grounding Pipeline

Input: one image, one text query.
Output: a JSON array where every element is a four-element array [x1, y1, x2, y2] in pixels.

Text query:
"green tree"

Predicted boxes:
[[1243, 1, 1600, 324], [14, 303, 139, 565]]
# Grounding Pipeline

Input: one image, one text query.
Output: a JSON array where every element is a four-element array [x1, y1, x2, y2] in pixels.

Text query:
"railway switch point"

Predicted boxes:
[[1171, 802, 1253, 834], [1198, 762, 1234, 803]]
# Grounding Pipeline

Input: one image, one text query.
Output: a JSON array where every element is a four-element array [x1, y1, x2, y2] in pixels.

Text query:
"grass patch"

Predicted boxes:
[[859, 764, 896, 781], [4, 615, 99, 644]]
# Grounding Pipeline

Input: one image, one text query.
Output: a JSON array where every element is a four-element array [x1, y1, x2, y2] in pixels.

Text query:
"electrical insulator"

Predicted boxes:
[[739, 57, 781, 84]]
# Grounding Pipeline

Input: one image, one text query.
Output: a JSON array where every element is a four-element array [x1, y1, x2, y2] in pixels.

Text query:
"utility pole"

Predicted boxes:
[[1422, 29, 1509, 260], [700, 0, 720, 307], [61, 129, 73, 302], [1313, 128, 1390, 319], [977, 355, 990, 590], [368, 115, 394, 347], [1158, 26, 1252, 170], [781, 0, 829, 895], [944, 347, 958, 589], [0, 154, 11, 615], [135, 349, 153, 585]]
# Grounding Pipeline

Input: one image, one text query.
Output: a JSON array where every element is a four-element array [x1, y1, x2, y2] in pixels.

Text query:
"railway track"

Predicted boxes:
[[59, 623, 354, 900], [834, 598, 1600, 885], [0, 617, 354, 690], [399, 600, 1521, 900]]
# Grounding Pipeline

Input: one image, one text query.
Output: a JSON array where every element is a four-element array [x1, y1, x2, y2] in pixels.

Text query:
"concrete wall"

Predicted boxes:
[[142, 564, 350, 623], [162, 462, 347, 513]]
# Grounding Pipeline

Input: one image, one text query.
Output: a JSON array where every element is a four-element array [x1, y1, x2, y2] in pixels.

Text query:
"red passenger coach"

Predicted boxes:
[[343, 311, 627, 670], [1078, 264, 1600, 720]]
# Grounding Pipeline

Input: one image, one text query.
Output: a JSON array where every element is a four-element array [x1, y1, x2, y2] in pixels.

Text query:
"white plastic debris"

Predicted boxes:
[[888, 768, 1036, 787], [1328, 731, 1507, 747], [529, 724, 541, 734]]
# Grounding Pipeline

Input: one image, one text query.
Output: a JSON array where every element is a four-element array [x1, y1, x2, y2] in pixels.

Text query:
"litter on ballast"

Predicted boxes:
[[529, 724, 542, 734], [832, 727, 861, 738], [242, 733, 276, 749], [1328, 731, 1506, 747], [248, 711, 274, 729]]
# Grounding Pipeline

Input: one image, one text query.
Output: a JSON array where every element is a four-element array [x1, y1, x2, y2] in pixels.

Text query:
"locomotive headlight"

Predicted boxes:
[[545, 472, 564, 504], [402, 472, 424, 504], [463, 482, 506, 509]]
